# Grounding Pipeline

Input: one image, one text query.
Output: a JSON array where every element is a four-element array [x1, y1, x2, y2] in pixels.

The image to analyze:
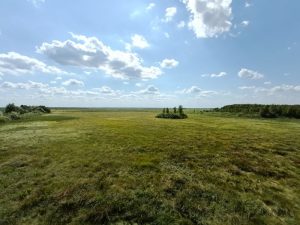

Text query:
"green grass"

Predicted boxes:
[[0, 110, 299, 225]]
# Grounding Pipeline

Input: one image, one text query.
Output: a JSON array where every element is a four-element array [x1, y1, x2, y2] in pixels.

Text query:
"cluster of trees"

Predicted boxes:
[[4, 103, 51, 114], [215, 104, 300, 118], [156, 105, 188, 119], [0, 103, 51, 123]]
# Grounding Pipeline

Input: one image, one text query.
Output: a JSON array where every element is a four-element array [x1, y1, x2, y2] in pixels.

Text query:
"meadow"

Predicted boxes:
[[0, 109, 299, 225]]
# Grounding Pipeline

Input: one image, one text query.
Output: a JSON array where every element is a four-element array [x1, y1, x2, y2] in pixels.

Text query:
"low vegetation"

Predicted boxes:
[[0, 103, 51, 123], [0, 109, 299, 224], [156, 105, 188, 119], [214, 104, 300, 118]]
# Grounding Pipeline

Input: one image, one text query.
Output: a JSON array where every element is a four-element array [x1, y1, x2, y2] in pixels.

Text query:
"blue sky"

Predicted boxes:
[[0, 0, 299, 107]]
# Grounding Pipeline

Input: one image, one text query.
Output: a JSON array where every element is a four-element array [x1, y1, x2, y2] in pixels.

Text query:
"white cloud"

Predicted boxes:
[[182, 0, 232, 38], [264, 81, 271, 85], [245, 1, 251, 8], [183, 85, 202, 94], [241, 20, 250, 27], [238, 68, 264, 80], [177, 21, 186, 28], [0, 81, 48, 90], [38, 33, 162, 80], [130, 34, 150, 49], [0, 81, 123, 98], [163, 7, 177, 22], [202, 71, 227, 78], [238, 86, 256, 90], [27, 0, 45, 7], [239, 84, 300, 96], [160, 58, 179, 69], [180, 85, 218, 97], [137, 85, 160, 95], [96, 86, 120, 96], [197, 90, 218, 97], [146, 3, 156, 11], [164, 32, 170, 38], [0, 52, 68, 76], [269, 85, 300, 93], [62, 79, 84, 87]]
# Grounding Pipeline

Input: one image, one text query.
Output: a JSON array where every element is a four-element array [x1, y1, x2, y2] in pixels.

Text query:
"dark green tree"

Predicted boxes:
[[173, 107, 177, 114], [166, 108, 169, 114], [178, 105, 183, 115], [5, 103, 19, 113]]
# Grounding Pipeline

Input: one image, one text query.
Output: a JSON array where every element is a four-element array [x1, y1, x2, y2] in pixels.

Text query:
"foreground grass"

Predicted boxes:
[[0, 110, 299, 225]]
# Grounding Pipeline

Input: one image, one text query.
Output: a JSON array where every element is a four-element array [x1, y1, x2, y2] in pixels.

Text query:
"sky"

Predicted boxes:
[[0, 0, 299, 108]]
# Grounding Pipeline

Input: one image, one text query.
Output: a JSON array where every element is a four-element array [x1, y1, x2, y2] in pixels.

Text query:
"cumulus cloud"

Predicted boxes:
[[163, 7, 177, 22], [27, 0, 45, 8], [0, 81, 48, 90], [268, 85, 300, 93], [137, 85, 160, 95], [95, 86, 121, 96], [238, 86, 256, 90], [202, 71, 227, 78], [62, 79, 84, 87], [177, 21, 186, 29], [238, 68, 264, 80], [241, 20, 250, 27], [182, 0, 233, 38], [146, 3, 155, 11], [128, 34, 150, 50], [160, 59, 179, 69], [37, 33, 162, 80], [0, 52, 68, 76], [239, 84, 300, 96], [180, 85, 218, 97], [245, 1, 251, 8], [182, 85, 202, 94]]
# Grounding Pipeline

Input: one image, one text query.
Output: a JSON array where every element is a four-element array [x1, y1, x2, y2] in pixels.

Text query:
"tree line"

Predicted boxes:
[[156, 105, 188, 119], [214, 104, 300, 118]]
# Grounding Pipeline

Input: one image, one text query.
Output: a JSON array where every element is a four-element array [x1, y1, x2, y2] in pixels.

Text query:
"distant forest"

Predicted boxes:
[[214, 104, 300, 119]]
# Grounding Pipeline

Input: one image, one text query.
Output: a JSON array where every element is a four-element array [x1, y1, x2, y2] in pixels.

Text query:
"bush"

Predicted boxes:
[[0, 115, 10, 123], [9, 112, 21, 120]]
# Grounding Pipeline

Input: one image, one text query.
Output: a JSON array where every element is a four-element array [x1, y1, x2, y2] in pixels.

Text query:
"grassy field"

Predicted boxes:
[[0, 109, 299, 225]]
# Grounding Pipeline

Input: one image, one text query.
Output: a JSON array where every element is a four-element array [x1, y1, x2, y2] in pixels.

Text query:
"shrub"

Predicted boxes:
[[0, 115, 10, 123], [9, 112, 21, 120]]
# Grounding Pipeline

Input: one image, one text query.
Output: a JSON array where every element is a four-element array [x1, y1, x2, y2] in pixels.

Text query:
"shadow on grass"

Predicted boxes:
[[0, 115, 78, 125]]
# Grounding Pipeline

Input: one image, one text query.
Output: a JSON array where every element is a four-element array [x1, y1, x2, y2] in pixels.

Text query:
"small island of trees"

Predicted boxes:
[[156, 105, 188, 119]]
